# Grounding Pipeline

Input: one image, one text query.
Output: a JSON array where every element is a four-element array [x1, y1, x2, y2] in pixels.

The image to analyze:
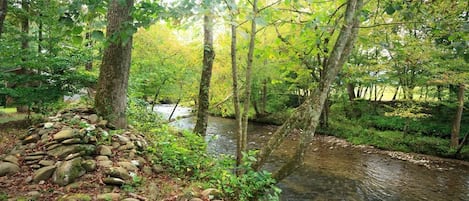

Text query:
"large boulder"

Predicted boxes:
[[0, 162, 20, 176], [53, 157, 86, 186]]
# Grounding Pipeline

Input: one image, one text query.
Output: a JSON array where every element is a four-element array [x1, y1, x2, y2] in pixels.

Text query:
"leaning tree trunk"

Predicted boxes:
[[95, 0, 134, 129], [194, 9, 215, 135], [451, 83, 465, 148], [252, 0, 363, 182], [0, 0, 7, 38]]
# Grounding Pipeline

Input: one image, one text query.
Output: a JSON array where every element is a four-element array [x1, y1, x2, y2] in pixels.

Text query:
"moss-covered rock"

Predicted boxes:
[[53, 157, 85, 186]]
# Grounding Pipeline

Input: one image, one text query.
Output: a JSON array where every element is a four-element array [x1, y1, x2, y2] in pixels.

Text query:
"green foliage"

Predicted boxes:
[[122, 174, 144, 193], [147, 125, 208, 177], [0, 192, 7, 201], [127, 98, 280, 200], [205, 152, 281, 201], [127, 97, 163, 132], [321, 101, 469, 159]]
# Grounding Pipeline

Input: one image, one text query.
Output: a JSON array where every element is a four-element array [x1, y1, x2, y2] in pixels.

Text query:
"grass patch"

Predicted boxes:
[[0, 107, 17, 114], [0, 113, 29, 124]]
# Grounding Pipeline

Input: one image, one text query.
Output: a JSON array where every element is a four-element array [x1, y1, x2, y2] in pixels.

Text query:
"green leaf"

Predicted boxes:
[[91, 30, 105, 41], [385, 5, 395, 15]]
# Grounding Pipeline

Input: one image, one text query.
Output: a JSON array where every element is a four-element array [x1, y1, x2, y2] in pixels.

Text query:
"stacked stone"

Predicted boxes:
[[0, 108, 151, 197]]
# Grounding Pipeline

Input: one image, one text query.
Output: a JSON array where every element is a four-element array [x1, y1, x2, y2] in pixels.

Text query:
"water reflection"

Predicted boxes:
[[154, 104, 469, 201]]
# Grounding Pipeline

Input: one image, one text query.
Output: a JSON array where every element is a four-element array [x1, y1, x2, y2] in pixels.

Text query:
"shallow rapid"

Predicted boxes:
[[155, 104, 469, 201]]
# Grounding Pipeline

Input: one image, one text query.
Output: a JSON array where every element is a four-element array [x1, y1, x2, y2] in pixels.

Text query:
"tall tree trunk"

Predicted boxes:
[[240, 0, 258, 166], [38, 20, 43, 53], [194, 8, 215, 135], [451, 83, 465, 148], [0, 0, 6, 38], [95, 0, 134, 129], [253, 0, 363, 182], [21, 0, 29, 52], [16, 0, 29, 113], [346, 83, 356, 101], [261, 79, 267, 114], [226, 1, 243, 172]]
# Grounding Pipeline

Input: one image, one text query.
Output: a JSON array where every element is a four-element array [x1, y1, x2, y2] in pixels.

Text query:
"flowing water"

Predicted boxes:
[[154, 104, 469, 201]]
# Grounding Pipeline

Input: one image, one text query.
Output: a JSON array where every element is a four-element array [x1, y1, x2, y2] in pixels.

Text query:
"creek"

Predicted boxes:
[[154, 104, 469, 201]]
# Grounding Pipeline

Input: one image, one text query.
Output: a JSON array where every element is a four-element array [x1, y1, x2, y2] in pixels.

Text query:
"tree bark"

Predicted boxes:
[[261, 79, 267, 114], [194, 8, 215, 135], [21, 0, 29, 52], [346, 83, 356, 101], [95, 0, 134, 129], [226, 0, 243, 173], [16, 0, 29, 113], [85, 32, 93, 71], [253, 0, 363, 182], [451, 83, 465, 148], [240, 0, 258, 165], [0, 0, 6, 38]]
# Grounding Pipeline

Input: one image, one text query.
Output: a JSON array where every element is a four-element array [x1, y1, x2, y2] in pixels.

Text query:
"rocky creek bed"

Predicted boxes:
[[0, 108, 219, 201]]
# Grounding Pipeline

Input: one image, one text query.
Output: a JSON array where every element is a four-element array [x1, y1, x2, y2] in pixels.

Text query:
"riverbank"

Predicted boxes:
[[311, 134, 469, 170], [208, 100, 469, 161]]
